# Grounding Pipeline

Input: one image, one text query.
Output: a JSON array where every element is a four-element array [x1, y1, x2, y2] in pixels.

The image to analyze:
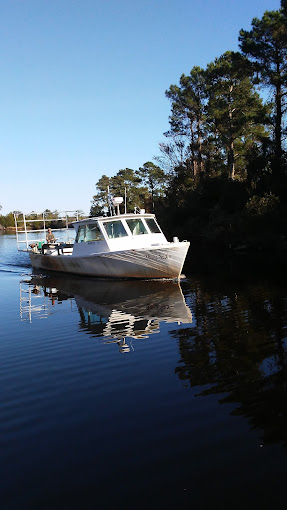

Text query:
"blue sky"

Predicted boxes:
[[0, 0, 281, 215]]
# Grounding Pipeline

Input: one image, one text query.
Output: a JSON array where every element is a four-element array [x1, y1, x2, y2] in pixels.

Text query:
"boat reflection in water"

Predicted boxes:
[[20, 273, 192, 352]]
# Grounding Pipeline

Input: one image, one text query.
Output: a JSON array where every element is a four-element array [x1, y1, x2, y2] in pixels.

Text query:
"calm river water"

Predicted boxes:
[[1, 233, 287, 509]]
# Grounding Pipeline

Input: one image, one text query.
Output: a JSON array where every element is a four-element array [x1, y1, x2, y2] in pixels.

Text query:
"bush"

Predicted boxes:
[[245, 192, 280, 217]]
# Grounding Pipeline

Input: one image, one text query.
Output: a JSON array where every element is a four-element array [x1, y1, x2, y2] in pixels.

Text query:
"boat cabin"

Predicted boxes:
[[72, 213, 168, 256]]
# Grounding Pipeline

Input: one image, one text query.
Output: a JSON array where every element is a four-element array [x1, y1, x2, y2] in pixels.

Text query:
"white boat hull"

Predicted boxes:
[[29, 242, 190, 279]]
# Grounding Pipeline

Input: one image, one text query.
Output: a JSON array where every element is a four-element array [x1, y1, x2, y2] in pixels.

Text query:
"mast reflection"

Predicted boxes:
[[20, 273, 192, 351]]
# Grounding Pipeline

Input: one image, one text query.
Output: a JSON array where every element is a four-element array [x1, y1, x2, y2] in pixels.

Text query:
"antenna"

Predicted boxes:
[[107, 186, 113, 216]]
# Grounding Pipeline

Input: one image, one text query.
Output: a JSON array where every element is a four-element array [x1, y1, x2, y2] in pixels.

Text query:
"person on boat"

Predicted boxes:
[[46, 228, 56, 244]]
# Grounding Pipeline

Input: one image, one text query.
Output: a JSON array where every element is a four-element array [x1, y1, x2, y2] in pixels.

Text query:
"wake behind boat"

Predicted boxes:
[[14, 199, 190, 279]]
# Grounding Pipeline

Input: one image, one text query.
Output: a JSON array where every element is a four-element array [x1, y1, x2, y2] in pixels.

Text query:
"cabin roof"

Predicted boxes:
[[73, 212, 156, 226]]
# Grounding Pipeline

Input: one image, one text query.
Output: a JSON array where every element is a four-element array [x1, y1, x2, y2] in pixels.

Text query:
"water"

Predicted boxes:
[[1, 234, 287, 509]]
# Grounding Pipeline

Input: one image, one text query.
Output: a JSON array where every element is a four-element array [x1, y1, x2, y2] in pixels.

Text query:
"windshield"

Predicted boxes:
[[145, 218, 162, 234], [75, 223, 104, 242], [126, 219, 148, 235], [103, 220, 128, 239]]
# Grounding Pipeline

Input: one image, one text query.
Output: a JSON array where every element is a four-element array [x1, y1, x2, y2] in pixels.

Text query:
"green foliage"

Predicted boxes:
[[164, 53, 270, 182], [165, 66, 208, 178], [90, 166, 167, 216], [245, 192, 280, 217], [157, 5, 287, 251], [87, 5, 287, 252], [206, 51, 270, 179], [23, 210, 65, 229], [137, 162, 166, 211], [90, 174, 113, 216], [282, 0, 287, 18], [239, 10, 287, 88], [239, 10, 287, 174], [0, 209, 81, 230], [0, 212, 14, 228]]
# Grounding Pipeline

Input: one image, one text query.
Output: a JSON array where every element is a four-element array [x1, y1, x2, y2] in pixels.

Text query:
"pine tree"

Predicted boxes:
[[206, 52, 270, 179], [239, 9, 287, 178]]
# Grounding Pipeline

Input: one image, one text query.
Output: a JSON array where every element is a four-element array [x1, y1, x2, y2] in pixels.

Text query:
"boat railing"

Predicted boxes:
[[14, 211, 83, 252]]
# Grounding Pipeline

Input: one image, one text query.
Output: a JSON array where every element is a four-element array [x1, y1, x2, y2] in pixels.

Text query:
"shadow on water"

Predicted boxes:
[[185, 242, 287, 283], [177, 249, 287, 449]]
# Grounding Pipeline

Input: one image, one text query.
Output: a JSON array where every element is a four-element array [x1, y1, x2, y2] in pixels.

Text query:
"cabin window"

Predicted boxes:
[[75, 223, 104, 242], [145, 218, 161, 233], [76, 225, 86, 243], [126, 219, 148, 236], [103, 220, 128, 239], [86, 223, 104, 241]]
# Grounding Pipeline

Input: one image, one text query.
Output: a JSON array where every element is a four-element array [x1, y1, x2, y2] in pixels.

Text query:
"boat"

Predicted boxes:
[[14, 199, 190, 279], [20, 274, 192, 350]]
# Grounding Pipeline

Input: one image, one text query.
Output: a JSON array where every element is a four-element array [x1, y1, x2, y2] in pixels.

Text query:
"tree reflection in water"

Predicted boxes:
[[174, 275, 287, 446]]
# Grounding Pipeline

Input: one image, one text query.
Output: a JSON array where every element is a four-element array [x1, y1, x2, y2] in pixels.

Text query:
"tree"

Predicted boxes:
[[111, 168, 148, 211], [137, 162, 166, 211], [90, 168, 151, 216], [90, 175, 112, 216], [156, 137, 188, 173], [165, 66, 207, 178], [0, 212, 15, 228], [239, 9, 287, 177], [206, 51, 270, 179]]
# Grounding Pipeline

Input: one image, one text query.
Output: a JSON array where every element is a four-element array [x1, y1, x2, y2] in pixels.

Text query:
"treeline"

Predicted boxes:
[[0, 210, 61, 229], [91, 2, 287, 251], [0, 211, 15, 228], [90, 164, 166, 216], [0, 210, 85, 230]]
